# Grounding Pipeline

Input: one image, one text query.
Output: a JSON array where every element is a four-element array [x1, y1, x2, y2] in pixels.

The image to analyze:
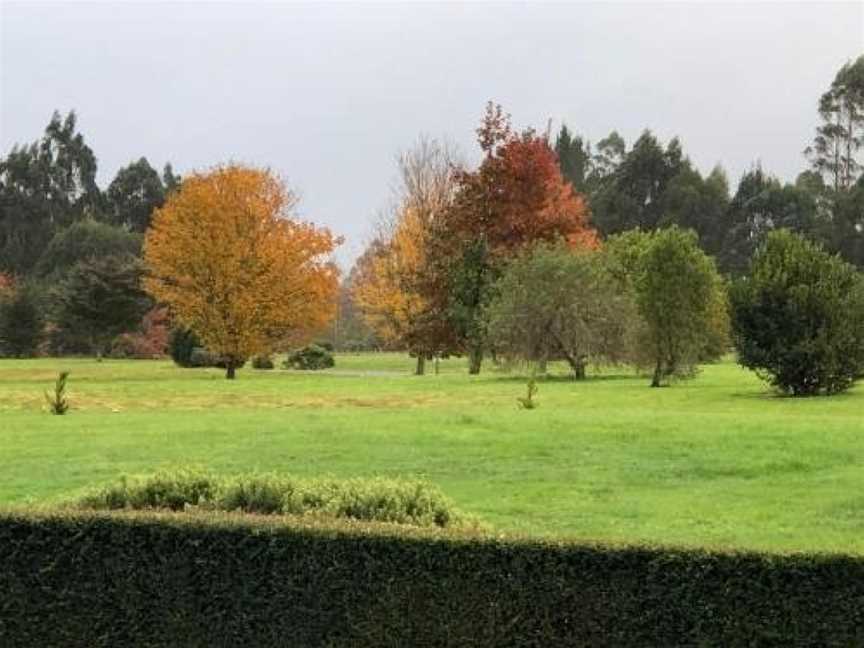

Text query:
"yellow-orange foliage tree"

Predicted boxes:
[[353, 207, 430, 372], [144, 165, 339, 378], [352, 138, 457, 374]]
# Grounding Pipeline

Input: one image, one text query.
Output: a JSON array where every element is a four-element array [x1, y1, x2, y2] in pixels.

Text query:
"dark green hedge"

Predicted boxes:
[[1, 509, 863, 647]]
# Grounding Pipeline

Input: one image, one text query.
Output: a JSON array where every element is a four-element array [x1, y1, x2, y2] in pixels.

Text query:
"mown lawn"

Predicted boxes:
[[1, 354, 863, 554]]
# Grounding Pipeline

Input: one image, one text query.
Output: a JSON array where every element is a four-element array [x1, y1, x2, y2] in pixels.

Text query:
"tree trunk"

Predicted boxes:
[[468, 347, 483, 375], [573, 358, 586, 380], [226, 361, 236, 380], [434, 357, 440, 375], [415, 355, 426, 376], [651, 360, 663, 388]]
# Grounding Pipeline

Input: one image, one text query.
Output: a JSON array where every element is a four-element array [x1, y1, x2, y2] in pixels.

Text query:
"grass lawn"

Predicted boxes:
[[1, 353, 863, 554]]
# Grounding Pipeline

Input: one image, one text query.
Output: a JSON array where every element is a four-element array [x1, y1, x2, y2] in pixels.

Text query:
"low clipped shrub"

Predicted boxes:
[[70, 469, 465, 529], [76, 468, 218, 511], [251, 354, 275, 370], [284, 344, 335, 370]]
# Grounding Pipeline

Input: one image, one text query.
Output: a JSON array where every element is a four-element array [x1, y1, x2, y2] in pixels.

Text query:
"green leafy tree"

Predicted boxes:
[[0, 285, 44, 357], [0, 111, 101, 274], [51, 255, 151, 356], [554, 124, 592, 193], [717, 167, 820, 275], [447, 238, 498, 374], [105, 157, 168, 232], [730, 229, 864, 395], [590, 131, 684, 236], [660, 163, 731, 257], [35, 218, 142, 279], [610, 227, 727, 387], [828, 177, 864, 266], [488, 243, 638, 379], [806, 55, 864, 192]]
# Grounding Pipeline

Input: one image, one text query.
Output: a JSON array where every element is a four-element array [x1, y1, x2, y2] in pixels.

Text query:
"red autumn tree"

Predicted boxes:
[[427, 102, 598, 373]]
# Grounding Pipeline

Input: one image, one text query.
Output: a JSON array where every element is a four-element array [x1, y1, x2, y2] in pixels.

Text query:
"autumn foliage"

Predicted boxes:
[[144, 165, 339, 378], [431, 103, 598, 372], [0, 273, 14, 298], [444, 114, 598, 256], [353, 139, 458, 373], [352, 105, 598, 374]]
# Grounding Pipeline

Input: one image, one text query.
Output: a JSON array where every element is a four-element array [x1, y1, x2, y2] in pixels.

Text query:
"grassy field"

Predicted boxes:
[[1, 353, 863, 554]]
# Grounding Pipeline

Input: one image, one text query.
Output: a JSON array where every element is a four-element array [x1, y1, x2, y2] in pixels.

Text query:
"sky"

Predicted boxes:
[[1, 1, 862, 267]]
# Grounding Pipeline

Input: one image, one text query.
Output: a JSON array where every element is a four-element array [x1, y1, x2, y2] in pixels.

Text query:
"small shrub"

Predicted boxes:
[[111, 307, 170, 359], [251, 354, 275, 370], [284, 344, 335, 370], [76, 467, 217, 511], [517, 374, 539, 409], [168, 327, 201, 367], [72, 469, 466, 528], [44, 371, 70, 415], [189, 347, 220, 368]]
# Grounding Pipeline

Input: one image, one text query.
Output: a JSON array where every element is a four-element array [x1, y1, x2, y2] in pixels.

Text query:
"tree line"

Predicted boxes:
[[0, 55, 862, 392], [0, 111, 180, 358], [349, 55, 864, 394]]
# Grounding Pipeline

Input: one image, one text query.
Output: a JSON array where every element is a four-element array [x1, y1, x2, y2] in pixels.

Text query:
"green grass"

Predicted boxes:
[[2, 353, 863, 554]]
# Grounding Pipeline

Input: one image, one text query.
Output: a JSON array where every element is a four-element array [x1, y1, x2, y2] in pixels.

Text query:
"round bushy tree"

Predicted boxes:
[[488, 243, 638, 379], [608, 227, 728, 387], [731, 229, 864, 395]]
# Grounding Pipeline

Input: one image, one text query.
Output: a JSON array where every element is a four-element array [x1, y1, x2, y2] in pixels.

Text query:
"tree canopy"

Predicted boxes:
[[144, 165, 340, 378]]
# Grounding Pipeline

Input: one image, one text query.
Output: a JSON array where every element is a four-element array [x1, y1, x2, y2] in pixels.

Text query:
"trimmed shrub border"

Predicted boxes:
[[1, 509, 863, 646]]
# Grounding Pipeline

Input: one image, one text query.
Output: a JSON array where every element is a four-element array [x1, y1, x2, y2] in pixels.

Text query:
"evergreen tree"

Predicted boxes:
[[731, 229, 864, 395], [0, 286, 44, 357], [0, 111, 102, 274], [105, 157, 167, 232], [51, 255, 150, 356], [806, 55, 864, 192], [35, 219, 142, 279]]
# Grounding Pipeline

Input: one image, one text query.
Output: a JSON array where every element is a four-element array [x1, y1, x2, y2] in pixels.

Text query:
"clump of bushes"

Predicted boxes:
[[71, 469, 465, 529], [168, 327, 201, 367], [189, 347, 222, 368], [169, 327, 247, 370], [251, 354, 274, 370], [284, 344, 335, 370], [109, 307, 170, 359]]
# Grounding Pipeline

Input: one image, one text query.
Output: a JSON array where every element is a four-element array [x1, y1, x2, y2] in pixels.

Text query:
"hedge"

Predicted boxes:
[[1, 509, 863, 647], [71, 468, 467, 529]]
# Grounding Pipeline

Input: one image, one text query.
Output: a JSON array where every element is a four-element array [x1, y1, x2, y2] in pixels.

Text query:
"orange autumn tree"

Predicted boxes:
[[353, 137, 458, 374], [353, 207, 436, 373], [144, 165, 339, 379]]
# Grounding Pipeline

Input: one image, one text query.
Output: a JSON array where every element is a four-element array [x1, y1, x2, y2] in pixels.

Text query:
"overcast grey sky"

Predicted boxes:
[[1, 1, 862, 266]]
